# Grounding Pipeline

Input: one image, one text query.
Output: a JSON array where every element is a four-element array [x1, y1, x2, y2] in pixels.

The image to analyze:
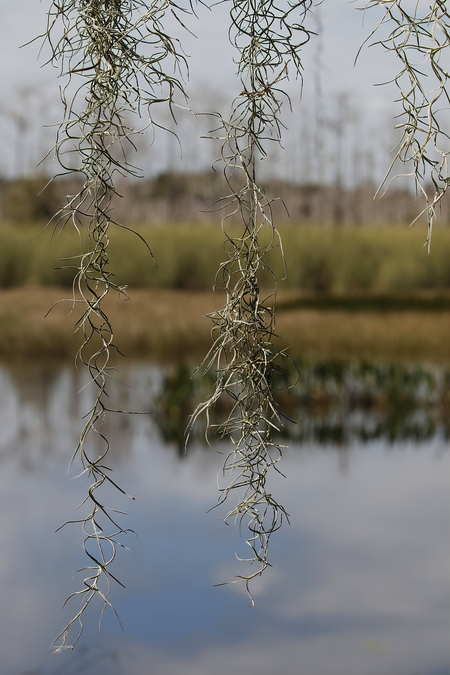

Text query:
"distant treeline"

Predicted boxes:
[[1, 222, 449, 293], [1, 172, 450, 227]]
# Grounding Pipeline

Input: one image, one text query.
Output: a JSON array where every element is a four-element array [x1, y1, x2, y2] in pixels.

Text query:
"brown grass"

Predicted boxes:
[[0, 286, 449, 364], [0, 287, 218, 361], [277, 308, 450, 364]]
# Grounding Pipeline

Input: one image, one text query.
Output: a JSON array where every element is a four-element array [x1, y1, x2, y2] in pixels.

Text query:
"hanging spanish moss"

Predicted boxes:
[[188, 0, 313, 601], [362, 0, 450, 250], [40, 0, 191, 651]]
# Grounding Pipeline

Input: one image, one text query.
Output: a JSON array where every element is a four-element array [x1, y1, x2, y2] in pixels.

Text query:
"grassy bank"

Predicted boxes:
[[1, 222, 450, 294], [1, 287, 448, 364]]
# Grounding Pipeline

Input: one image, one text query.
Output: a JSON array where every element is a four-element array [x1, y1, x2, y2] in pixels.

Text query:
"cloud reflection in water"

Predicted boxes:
[[0, 363, 448, 675]]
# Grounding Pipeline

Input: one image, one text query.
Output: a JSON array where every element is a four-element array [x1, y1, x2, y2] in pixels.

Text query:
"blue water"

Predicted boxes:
[[0, 363, 448, 675]]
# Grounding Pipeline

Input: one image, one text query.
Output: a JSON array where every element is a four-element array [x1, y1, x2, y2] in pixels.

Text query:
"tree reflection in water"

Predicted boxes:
[[156, 360, 450, 453], [2, 360, 448, 465]]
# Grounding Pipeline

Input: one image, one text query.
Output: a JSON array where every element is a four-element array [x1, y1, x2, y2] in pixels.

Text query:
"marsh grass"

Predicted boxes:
[[0, 287, 219, 360], [1, 287, 448, 364], [2, 223, 449, 292], [278, 307, 450, 364]]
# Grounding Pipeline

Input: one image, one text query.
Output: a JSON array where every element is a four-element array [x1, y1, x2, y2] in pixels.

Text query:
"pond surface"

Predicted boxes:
[[0, 363, 449, 675]]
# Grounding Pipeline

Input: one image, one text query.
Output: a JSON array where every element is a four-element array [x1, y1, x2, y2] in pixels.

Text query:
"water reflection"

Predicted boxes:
[[0, 362, 448, 675], [156, 360, 450, 452]]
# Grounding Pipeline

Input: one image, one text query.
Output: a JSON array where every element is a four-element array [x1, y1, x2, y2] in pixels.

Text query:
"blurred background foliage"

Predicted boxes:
[[2, 171, 450, 227], [1, 214, 449, 295]]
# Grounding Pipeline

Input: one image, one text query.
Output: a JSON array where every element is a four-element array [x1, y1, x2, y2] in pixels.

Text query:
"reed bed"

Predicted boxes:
[[1, 223, 450, 293]]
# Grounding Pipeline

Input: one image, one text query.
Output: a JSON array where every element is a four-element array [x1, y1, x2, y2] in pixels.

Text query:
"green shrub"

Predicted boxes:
[[2, 177, 61, 224], [0, 228, 32, 287]]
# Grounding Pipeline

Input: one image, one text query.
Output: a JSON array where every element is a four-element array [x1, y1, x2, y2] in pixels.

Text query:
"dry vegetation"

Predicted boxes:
[[1, 286, 448, 364]]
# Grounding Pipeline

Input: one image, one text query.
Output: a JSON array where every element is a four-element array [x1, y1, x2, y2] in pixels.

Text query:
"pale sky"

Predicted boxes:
[[0, 1, 395, 104], [0, 1, 402, 182]]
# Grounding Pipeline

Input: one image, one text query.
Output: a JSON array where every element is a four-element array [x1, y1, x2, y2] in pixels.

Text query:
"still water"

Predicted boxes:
[[0, 362, 448, 675]]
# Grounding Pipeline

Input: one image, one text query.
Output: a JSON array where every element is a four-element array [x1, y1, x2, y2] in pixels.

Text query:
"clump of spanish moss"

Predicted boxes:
[[40, 0, 191, 651], [362, 1, 450, 250], [188, 0, 313, 600]]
